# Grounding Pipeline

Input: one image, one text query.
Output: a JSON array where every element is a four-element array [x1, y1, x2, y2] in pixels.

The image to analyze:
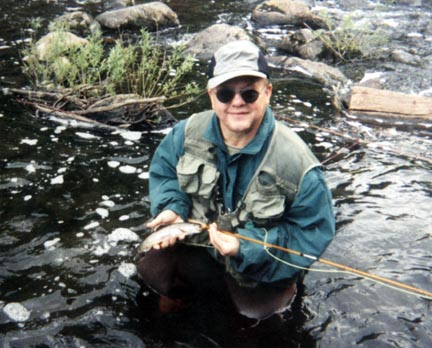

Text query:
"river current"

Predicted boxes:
[[0, 1, 431, 347]]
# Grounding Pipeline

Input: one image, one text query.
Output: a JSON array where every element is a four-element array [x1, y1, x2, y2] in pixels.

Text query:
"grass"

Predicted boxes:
[[311, 11, 389, 64]]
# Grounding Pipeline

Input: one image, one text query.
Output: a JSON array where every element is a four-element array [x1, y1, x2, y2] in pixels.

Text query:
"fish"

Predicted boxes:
[[135, 222, 203, 255]]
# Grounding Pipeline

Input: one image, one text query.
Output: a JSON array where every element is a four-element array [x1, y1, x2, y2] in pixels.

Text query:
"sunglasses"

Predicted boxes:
[[215, 85, 267, 104]]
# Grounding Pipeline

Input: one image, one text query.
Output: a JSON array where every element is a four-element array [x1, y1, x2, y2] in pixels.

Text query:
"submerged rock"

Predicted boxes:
[[96, 2, 179, 31]]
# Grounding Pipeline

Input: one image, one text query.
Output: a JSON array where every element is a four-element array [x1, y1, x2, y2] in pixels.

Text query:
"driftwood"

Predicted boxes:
[[349, 86, 432, 123], [18, 98, 119, 130], [9, 87, 174, 130]]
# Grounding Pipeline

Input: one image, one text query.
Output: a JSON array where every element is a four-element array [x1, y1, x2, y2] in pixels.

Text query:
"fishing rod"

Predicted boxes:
[[191, 220, 432, 300]]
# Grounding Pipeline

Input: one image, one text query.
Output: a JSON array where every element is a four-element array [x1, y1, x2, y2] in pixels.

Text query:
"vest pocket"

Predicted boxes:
[[242, 170, 288, 221], [177, 154, 219, 199], [245, 190, 286, 220]]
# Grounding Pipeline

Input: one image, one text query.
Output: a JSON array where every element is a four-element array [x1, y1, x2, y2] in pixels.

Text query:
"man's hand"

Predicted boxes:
[[208, 222, 240, 257], [146, 210, 184, 250]]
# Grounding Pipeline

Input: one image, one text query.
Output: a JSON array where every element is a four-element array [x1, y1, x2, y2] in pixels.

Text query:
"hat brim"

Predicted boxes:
[[208, 70, 267, 89]]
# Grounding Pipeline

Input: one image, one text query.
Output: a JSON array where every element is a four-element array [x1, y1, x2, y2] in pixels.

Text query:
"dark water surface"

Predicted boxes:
[[1, 1, 431, 347]]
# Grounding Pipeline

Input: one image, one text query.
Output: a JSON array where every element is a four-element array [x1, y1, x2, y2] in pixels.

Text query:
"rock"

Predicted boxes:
[[252, 0, 326, 29], [268, 55, 348, 88], [297, 40, 326, 61], [390, 49, 423, 67], [35, 32, 88, 61], [104, 0, 135, 10], [278, 29, 325, 60], [357, 72, 385, 90], [399, 0, 423, 6], [50, 11, 100, 36], [96, 2, 179, 31], [185, 24, 252, 61]]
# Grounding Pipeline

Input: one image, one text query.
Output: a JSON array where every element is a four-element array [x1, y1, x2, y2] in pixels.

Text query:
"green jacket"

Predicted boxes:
[[149, 107, 335, 283]]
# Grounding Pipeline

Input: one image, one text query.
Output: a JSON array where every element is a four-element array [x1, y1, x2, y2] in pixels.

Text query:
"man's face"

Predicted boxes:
[[208, 76, 272, 146]]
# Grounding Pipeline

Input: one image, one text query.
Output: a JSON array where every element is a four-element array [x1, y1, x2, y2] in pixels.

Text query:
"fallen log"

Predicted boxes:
[[17, 99, 119, 130], [349, 86, 432, 124]]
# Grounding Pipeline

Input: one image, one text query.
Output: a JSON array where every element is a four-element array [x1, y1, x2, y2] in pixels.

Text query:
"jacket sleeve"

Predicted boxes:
[[149, 121, 191, 220], [229, 167, 335, 283]]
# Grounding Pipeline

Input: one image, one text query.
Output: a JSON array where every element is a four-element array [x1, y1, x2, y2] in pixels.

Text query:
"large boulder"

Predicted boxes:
[[35, 32, 88, 61], [252, 0, 326, 29], [268, 55, 348, 88], [50, 11, 100, 36], [278, 28, 325, 61], [185, 24, 252, 61], [96, 2, 179, 31]]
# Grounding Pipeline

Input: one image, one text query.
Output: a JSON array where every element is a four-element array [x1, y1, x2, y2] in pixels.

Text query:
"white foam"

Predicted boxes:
[[25, 163, 36, 173], [20, 138, 38, 146], [50, 175, 64, 185], [108, 228, 139, 244], [76, 132, 99, 139], [120, 130, 142, 141], [108, 161, 120, 168], [119, 165, 137, 174], [84, 221, 100, 230], [138, 172, 149, 179], [100, 200, 115, 208], [44, 238, 60, 249], [96, 208, 109, 219], [118, 262, 137, 278], [3, 302, 31, 322]]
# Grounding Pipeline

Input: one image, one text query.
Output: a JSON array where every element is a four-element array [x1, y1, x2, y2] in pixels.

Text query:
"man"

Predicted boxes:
[[136, 40, 335, 320]]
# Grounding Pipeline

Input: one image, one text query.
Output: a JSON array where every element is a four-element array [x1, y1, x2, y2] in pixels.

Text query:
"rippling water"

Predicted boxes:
[[1, 1, 431, 347]]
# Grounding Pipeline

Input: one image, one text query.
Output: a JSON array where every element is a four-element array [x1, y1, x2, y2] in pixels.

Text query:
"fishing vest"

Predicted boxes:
[[176, 110, 320, 230]]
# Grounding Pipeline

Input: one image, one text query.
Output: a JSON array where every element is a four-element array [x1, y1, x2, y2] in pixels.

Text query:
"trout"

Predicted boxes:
[[136, 222, 203, 255]]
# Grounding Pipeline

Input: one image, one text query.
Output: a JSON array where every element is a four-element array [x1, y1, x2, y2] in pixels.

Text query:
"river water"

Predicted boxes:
[[0, 1, 431, 347]]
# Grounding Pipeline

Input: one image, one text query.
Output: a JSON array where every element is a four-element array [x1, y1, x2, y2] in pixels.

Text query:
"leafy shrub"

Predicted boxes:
[[21, 20, 201, 109]]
